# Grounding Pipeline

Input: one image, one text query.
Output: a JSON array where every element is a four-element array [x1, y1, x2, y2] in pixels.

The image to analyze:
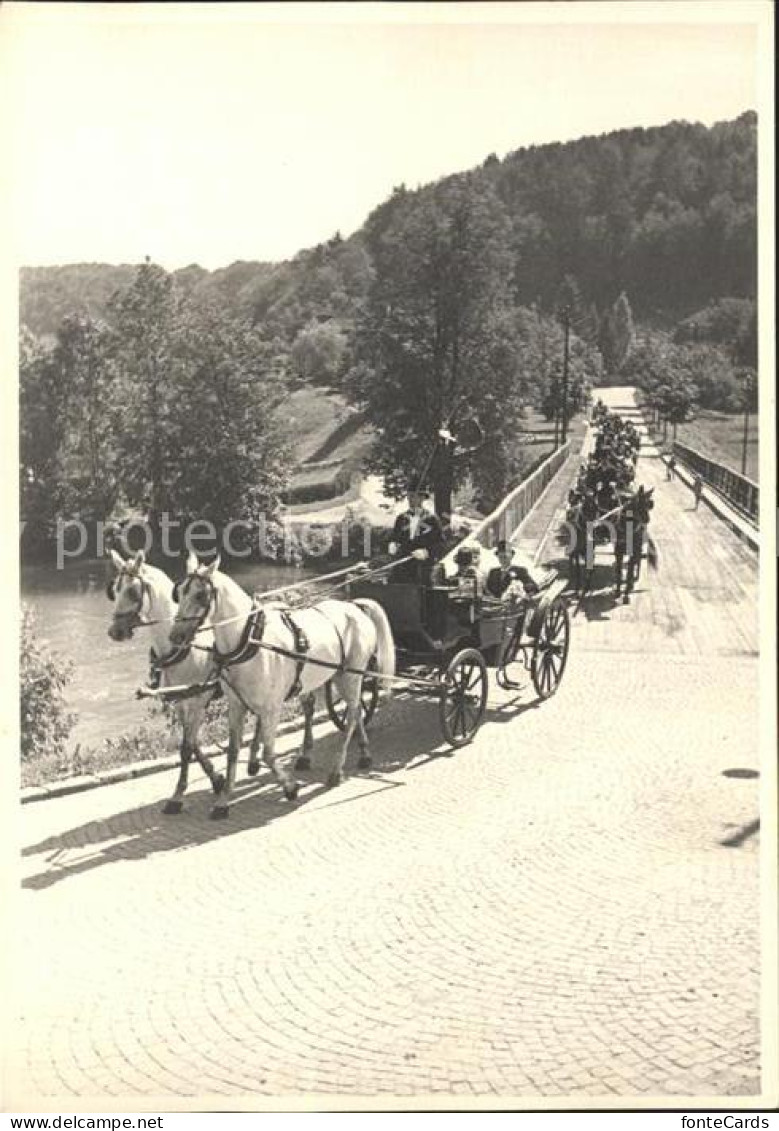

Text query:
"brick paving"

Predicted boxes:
[[10, 389, 764, 1106]]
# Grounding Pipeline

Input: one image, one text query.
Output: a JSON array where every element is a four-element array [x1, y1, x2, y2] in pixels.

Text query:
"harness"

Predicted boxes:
[[206, 602, 316, 702], [278, 610, 310, 700], [174, 571, 385, 707], [151, 641, 194, 672]]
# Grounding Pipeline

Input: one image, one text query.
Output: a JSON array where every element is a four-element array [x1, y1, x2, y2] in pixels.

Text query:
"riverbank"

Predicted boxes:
[[21, 418, 585, 789]]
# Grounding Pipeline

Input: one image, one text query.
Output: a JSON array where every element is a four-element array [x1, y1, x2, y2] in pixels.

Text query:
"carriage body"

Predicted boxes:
[[343, 579, 513, 667], [330, 572, 571, 747]]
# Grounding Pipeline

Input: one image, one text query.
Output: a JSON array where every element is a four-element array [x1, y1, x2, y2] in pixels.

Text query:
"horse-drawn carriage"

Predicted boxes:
[[110, 545, 571, 816], [324, 570, 571, 749]]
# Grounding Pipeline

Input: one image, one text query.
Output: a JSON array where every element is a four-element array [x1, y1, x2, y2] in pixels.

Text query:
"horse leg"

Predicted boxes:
[[614, 548, 623, 597], [353, 681, 372, 772], [247, 715, 263, 776], [327, 673, 365, 787], [211, 696, 246, 819], [163, 701, 216, 813], [162, 735, 192, 815], [181, 699, 226, 795], [194, 743, 225, 795], [569, 551, 580, 593], [294, 693, 316, 772], [260, 702, 300, 802], [627, 552, 639, 596]]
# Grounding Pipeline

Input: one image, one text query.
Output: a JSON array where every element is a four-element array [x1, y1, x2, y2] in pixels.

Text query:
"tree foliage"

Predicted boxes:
[[674, 297, 757, 368], [20, 604, 76, 761], [20, 263, 290, 554], [21, 114, 756, 341], [290, 319, 348, 385], [349, 179, 526, 513], [599, 292, 635, 375]]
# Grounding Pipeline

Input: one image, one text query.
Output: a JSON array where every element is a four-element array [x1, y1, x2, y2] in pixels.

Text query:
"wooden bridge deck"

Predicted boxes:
[[535, 387, 758, 659]]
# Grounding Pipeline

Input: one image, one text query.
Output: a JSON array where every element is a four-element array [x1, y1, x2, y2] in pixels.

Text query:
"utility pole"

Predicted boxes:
[[741, 370, 753, 477], [561, 304, 570, 444]]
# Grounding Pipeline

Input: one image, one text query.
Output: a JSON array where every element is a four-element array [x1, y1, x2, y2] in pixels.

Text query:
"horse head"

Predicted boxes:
[[169, 552, 221, 647], [107, 549, 169, 641]]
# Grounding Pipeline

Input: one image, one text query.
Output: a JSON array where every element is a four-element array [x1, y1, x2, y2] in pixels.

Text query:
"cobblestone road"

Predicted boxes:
[[11, 391, 765, 1105]]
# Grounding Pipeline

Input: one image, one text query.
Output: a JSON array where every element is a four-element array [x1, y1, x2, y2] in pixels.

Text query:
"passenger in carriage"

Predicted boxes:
[[387, 487, 447, 583], [485, 540, 540, 600], [436, 543, 487, 596], [596, 479, 619, 514]]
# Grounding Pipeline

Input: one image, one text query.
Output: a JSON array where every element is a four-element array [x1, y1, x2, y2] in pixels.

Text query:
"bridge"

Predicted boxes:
[[13, 389, 762, 1104]]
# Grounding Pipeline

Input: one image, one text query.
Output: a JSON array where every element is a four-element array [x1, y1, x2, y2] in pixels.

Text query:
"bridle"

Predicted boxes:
[[172, 572, 219, 639], [107, 569, 159, 629]]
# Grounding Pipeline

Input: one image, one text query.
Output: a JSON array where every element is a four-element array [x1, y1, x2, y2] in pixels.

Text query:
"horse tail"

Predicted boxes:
[[646, 532, 660, 570], [353, 598, 396, 685]]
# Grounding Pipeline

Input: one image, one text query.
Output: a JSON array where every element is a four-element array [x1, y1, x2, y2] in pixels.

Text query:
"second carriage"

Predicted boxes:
[[324, 569, 571, 748]]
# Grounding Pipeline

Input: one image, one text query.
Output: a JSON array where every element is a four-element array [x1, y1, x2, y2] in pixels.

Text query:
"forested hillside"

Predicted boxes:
[[19, 112, 758, 557], [21, 112, 755, 338]]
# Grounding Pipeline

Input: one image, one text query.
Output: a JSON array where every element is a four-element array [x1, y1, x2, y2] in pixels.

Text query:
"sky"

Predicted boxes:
[[2, 2, 765, 271]]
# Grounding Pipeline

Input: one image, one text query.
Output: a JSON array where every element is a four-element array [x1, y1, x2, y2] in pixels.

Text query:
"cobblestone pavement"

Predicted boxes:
[[11, 391, 764, 1105]]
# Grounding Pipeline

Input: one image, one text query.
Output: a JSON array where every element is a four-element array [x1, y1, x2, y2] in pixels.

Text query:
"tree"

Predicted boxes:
[[169, 303, 288, 541], [655, 379, 697, 440], [108, 261, 180, 531], [676, 342, 742, 412], [52, 314, 118, 520], [20, 604, 76, 762], [598, 291, 634, 375], [350, 179, 525, 515], [19, 328, 71, 554], [290, 319, 347, 385]]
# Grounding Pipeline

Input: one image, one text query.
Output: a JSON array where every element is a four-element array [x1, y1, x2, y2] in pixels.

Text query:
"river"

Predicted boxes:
[[21, 559, 321, 751]]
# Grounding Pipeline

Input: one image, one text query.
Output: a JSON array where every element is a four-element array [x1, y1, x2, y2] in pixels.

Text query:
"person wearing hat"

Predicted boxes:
[[442, 542, 487, 596], [596, 478, 619, 515], [388, 487, 446, 582], [486, 539, 540, 600]]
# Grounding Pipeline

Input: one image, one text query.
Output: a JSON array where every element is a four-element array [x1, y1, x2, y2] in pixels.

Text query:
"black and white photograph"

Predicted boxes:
[[3, 0, 776, 1116]]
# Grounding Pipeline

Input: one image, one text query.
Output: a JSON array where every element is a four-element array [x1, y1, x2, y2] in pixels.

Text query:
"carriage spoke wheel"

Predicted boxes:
[[531, 598, 570, 700], [325, 656, 379, 732], [439, 647, 488, 748]]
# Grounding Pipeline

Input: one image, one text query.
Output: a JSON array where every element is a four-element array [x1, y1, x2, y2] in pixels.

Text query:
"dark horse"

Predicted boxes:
[[613, 487, 654, 601], [567, 493, 600, 596], [567, 487, 655, 601]]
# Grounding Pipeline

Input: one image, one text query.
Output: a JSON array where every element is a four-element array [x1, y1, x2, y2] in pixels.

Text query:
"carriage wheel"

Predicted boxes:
[[325, 656, 379, 732], [439, 647, 488, 748], [530, 598, 570, 700]]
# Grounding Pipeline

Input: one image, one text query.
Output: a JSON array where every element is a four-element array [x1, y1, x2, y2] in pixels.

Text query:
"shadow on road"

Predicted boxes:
[[22, 688, 548, 890], [719, 818, 760, 848]]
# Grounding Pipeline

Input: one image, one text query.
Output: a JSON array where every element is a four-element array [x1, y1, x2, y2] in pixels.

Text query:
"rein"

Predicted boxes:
[[182, 554, 416, 636]]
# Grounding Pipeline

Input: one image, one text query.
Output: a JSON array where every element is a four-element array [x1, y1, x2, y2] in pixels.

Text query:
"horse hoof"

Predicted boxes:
[[162, 799, 183, 815], [283, 782, 300, 802], [247, 760, 261, 777], [357, 755, 372, 771], [210, 806, 229, 820], [326, 771, 342, 789], [212, 773, 226, 794], [294, 755, 312, 772]]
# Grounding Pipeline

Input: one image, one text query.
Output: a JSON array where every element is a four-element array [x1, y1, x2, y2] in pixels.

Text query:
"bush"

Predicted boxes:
[[20, 604, 76, 762]]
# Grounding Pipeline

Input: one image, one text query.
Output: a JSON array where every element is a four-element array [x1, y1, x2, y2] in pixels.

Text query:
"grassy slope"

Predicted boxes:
[[676, 410, 759, 483], [285, 386, 375, 502]]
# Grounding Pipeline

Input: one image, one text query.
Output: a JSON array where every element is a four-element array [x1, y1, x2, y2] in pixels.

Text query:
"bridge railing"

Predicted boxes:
[[672, 441, 759, 524], [470, 441, 571, 549]]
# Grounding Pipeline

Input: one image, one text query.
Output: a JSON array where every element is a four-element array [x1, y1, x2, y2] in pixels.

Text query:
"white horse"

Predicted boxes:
[[106, 549, 263, 814], [169, 553, 395, 818]]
